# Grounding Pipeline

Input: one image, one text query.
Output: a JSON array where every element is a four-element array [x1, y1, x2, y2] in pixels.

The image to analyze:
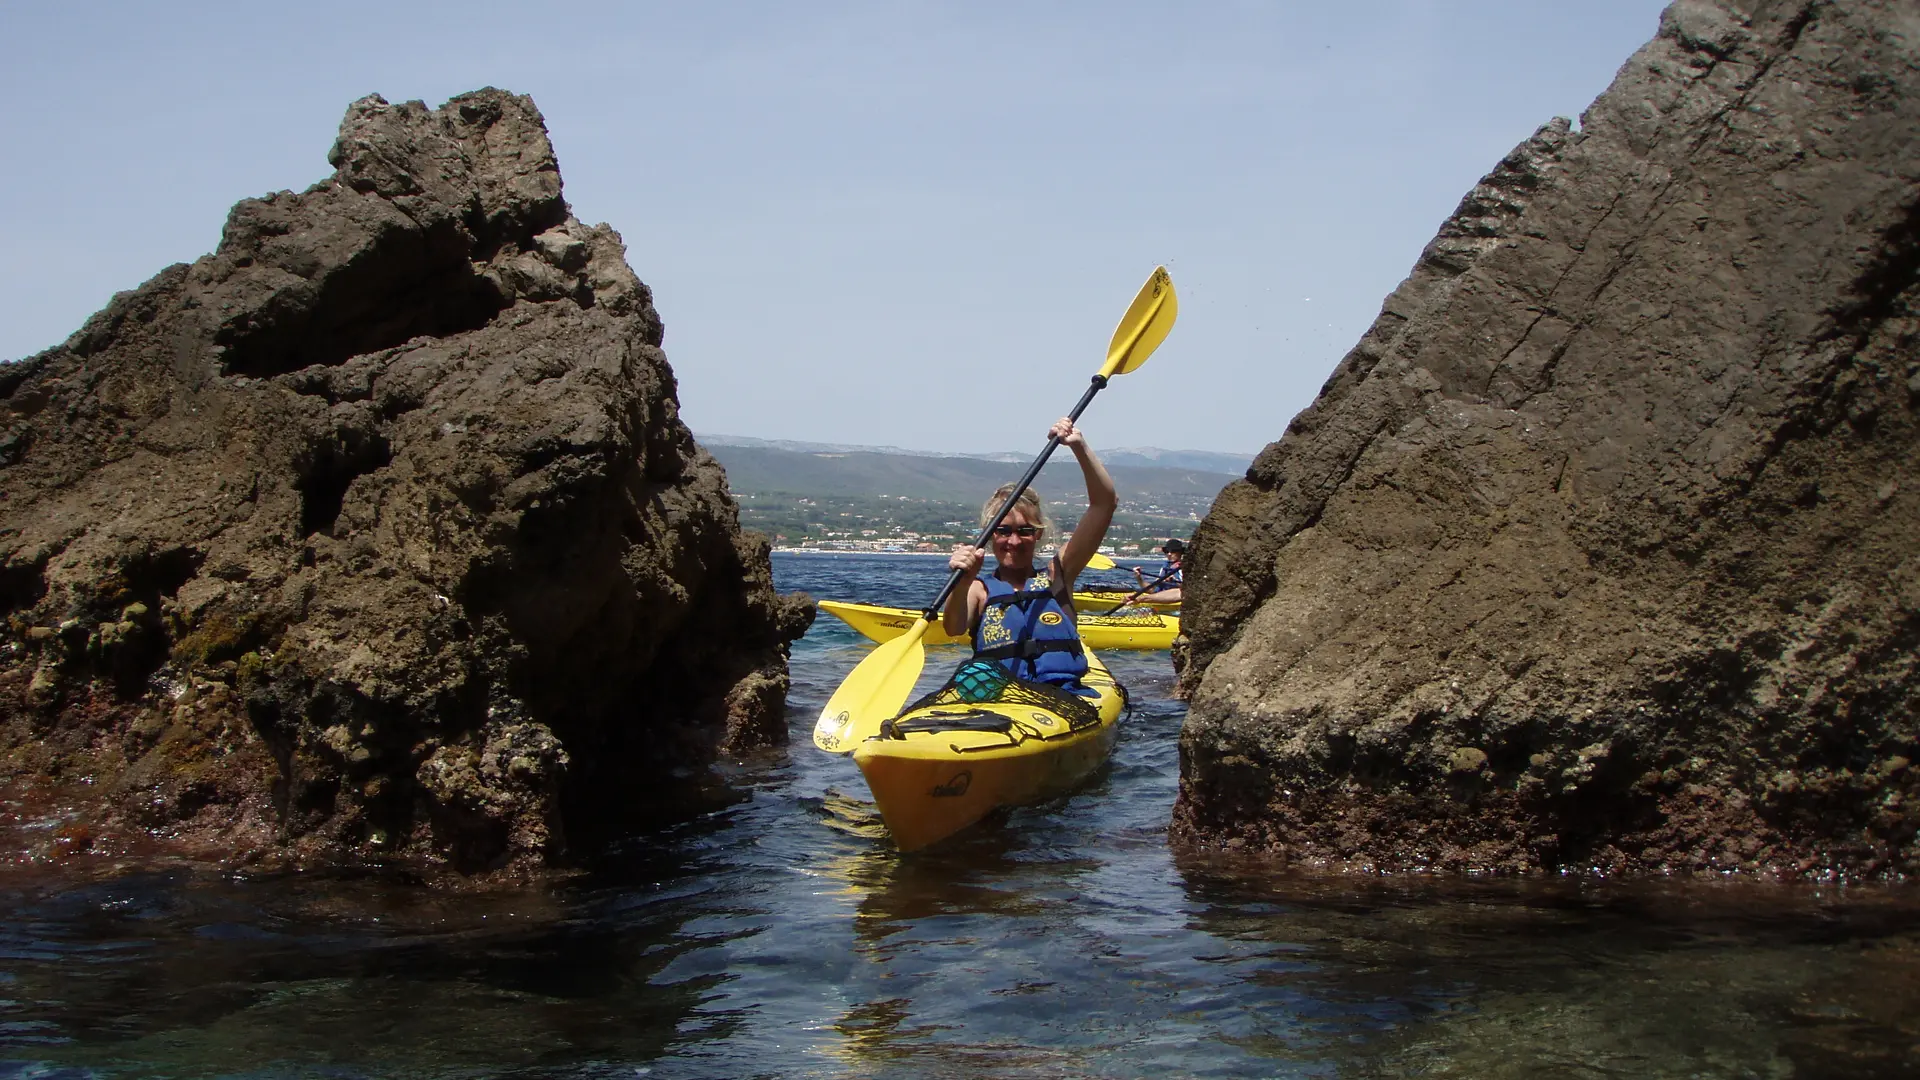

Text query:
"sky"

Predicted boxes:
[[1, 1, 1672, 456]]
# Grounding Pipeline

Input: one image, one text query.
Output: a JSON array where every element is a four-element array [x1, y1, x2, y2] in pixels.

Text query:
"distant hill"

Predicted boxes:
[[696, 433, 947, 458], [1101, 447, 1254, 474], [695, 434, 1228, 549], [699, 441, 1240, 503], [696, 433, 1252, 494]]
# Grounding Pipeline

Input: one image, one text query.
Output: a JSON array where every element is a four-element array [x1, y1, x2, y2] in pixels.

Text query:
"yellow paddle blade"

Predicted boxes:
[[1087, 552, 1117, 570], [1101, 265, 1178, 378], [812, 620, 931, 752]]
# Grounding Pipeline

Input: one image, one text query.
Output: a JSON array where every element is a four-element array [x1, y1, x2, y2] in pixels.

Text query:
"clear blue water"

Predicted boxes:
[[1, 552, 1915, 1078]]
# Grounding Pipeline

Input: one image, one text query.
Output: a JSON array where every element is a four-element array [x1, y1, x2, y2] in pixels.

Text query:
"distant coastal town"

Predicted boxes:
[[736, 493, 1194, 556], [772, 535, 1156, 558], [702, 436, 1219, 558]]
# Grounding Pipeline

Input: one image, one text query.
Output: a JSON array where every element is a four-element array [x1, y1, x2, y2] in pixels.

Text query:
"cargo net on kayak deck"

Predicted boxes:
[[1086, 605, 1167, 624], [878, 659, 1123, 746]]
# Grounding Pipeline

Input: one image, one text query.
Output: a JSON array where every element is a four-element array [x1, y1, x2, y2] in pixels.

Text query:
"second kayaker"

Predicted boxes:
[[1131, 537, 1185, 606], [943, 417, 1117, 693]]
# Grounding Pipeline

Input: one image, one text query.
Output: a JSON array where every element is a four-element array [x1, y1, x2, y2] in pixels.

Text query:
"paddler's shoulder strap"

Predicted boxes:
[[984, 567, 1057, 608]]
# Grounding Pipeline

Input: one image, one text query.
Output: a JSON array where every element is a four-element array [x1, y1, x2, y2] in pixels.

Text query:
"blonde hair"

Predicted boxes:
[[979, 483, 1047, 533]]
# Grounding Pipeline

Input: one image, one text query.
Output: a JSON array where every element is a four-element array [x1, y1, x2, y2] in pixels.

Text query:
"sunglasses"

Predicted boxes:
[[990, 525, 1041, 538]]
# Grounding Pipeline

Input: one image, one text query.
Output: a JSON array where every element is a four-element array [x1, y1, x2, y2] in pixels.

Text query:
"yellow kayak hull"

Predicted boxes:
[[817, 599, 1179, 651], [851, 653, 1125, 851]]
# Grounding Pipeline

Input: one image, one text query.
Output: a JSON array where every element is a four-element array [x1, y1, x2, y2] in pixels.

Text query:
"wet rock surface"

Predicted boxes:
[[1174, 0, 1919, 878], [0, 89, 812, 881]]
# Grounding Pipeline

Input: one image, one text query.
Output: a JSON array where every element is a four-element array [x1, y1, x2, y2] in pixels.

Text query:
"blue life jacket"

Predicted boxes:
[[972, 561, 1089, 690], [1155, 558, 1184, 588]]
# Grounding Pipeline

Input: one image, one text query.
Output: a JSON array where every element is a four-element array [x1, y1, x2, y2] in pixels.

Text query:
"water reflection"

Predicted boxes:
[[809, 838, 1131, 1078], [0, 866, 720, 1077], [835, 844, 1105, 943], [1172, 854, 1920, 1079]]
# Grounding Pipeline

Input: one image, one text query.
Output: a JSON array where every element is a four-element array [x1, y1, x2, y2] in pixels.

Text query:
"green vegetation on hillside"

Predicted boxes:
[[711, 441, 1220, 552], [735, 492, 1196, 553]]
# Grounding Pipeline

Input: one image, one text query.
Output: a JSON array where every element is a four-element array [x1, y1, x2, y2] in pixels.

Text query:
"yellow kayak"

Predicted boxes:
[[1073, 589, 1177, 613], [817, 599, 1179, 650], [852, 650, 1126, 851]]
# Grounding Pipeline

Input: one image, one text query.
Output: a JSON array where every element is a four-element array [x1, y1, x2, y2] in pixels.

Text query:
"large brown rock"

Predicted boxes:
[[0, 90, 811, 878], [1174, 0, 1919, 878]]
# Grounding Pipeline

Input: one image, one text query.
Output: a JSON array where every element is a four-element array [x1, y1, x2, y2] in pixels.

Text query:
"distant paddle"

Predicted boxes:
[[1087, 552, 1118, 570], [1110, 566, 1180, 612], [813, 267, 1179, 752]]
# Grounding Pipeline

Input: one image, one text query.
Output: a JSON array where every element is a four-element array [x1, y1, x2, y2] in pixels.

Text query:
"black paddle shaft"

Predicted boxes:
[[918, 374, 1109, 621]]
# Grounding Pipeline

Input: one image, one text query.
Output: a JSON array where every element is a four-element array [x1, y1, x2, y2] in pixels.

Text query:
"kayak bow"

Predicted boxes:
[[851, 649, 1126, 850]]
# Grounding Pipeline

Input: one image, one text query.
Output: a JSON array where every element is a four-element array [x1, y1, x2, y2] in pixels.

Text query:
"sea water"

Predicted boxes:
[[0, 552, 1913, 1078]]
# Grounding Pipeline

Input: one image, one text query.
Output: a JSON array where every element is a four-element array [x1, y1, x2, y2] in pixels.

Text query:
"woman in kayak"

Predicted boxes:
[[943, 417, 1117, 693]]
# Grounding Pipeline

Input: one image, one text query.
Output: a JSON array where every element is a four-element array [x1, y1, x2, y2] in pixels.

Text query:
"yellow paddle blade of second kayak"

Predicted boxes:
[[812, 620, 930, 753]]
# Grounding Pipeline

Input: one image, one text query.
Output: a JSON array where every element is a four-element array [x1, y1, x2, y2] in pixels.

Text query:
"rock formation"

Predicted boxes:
[[0, 89, 812, 878], [1175, 0, 1918, 878]]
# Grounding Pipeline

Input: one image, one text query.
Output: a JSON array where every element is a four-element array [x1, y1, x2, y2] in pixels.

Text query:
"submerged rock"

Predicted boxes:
[[0, 89, 812, 879], [1175, 1, 1918, 878]]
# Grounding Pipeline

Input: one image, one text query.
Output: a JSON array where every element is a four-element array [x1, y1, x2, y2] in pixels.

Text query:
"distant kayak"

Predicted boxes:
[[817, 599, 1179, 651], [853, 650, 1127, 851]]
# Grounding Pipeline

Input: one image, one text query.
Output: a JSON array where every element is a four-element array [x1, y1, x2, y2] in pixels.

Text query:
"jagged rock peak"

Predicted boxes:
[[327, 90, 564, 235]]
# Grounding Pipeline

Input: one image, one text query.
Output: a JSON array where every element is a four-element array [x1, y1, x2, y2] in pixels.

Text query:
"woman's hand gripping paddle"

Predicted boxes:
[[813, 266, 1178, 752]]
